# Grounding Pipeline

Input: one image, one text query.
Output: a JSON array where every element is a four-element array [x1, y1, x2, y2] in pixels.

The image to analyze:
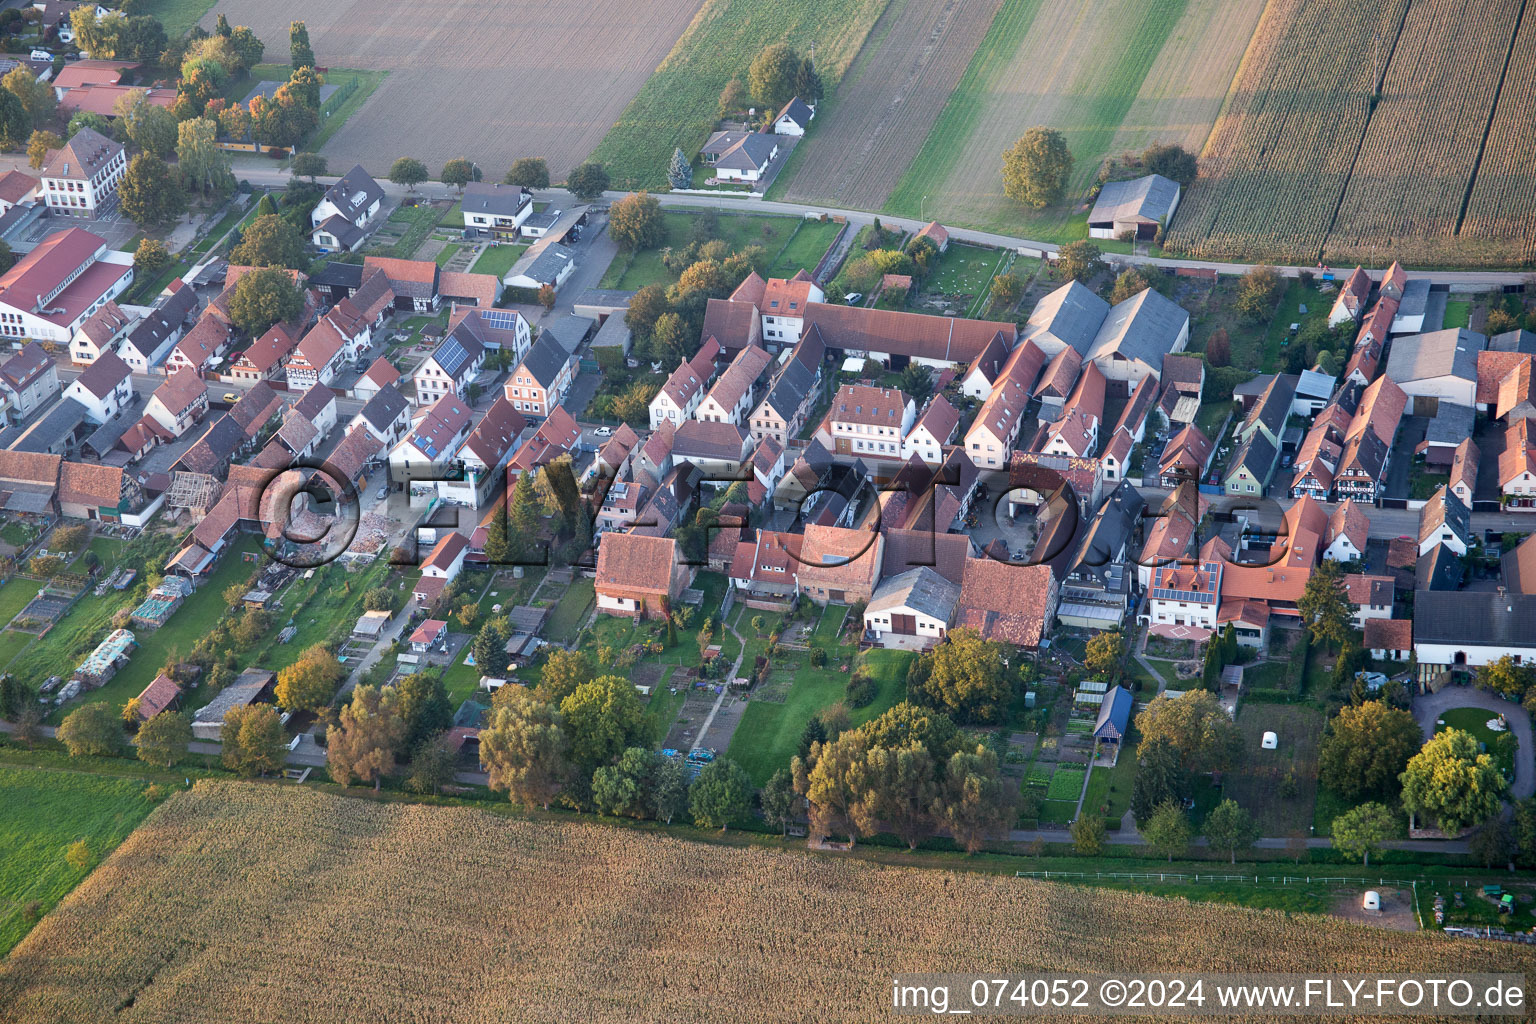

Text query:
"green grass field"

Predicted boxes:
[[727, 646, 912, 786], [139, 0, 216, 36], [587, 0, 890, 189], [434, 244, 462, 267], [1437, 707, 1518, 780], [766, 218, 843, 278], [545, 580, 595, 645], [919, 243, 1007, 316], [470, 243, 528, 277], [598, 211, 810, 290], [1443, 300, 1471, 330], [1045, 765, 1086, 801], [0, 766, 153, 956], [885, 0, 1186, 239]]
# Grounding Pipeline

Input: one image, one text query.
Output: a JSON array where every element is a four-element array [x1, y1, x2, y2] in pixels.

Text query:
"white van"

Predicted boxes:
[[30, 50, 53, 62]]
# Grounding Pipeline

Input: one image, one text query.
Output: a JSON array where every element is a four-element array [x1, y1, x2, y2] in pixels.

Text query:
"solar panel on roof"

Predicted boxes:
[[479, 310, 521, 331]]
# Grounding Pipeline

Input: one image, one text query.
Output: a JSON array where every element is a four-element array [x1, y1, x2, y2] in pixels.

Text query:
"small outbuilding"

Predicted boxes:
[[1088, 174, 1181, 240], [1363, 890, 1381, 912], [1261, 731, 1278, 750], [1092, 684, 1133, 747]]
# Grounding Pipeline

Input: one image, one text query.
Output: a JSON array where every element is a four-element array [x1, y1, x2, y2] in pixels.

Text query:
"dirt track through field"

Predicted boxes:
[[202, 0, 703, 177], [779, 0, 1004, 210]]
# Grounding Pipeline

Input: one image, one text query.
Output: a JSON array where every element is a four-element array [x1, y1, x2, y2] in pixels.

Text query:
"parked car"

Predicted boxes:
[[844, 292, 862, 305], [593, 426, 612, 436], [29, 49, 51, 62], [375, 487, 388, 501]]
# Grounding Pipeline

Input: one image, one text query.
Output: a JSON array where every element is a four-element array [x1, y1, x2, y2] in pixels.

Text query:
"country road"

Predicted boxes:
[[226, 165, 1535, 289]]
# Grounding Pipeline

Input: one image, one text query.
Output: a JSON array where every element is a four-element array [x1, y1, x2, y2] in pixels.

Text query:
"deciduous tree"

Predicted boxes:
[[119, 92, 177, 158], [1235, 264, 1284, 321], [176, 116, 233, 199], [565, 162, 609, 202], [394, 671, 453, 749], [504, 157, 549, 189], [118, 152, 185, 229], [221, 704, 287, 776], [479, 689, 567, 808], [1143, 800, 1192, 861], [57, 703, 122, 757], [689, 757, 752, 832], [290, 20, 314, 69], [291, 151, 326, 181], [133, 237, 169, 275], [440, 157, 479, 191], [1203, 798, 1259, 864], [136, 711, 192, 768], [1317, 700, 1421, 800], [593, 746, 659, 818], [227, 265, 304, 337], [1141, 141, 1198, 186], [26, 128, 59, 169], [1071, 814, 1106, 855], [609, 191, 665, 252], [388, 157, 428, 192], [1331, 801, 1395, 866], [1002, 126, 1072, 208], [0, 675, 29, 720], [1131, 735, 1186, 826], [916, 627, 1009, 723], [2, 66, 52, 128], [1084, 630, 1126, 684], [748, 43, 799, 111], [1399, 729, 1505, 835], [1055, 240, 1105, 284], [560, 674, 652, 772], [275, 645, 345, 711], [651, 756, 690, 824], [327, 684, 406, 791], [989, 271, 1022, 310], [230, 213, 307, 269], [932, 744, 1013, 854], [1134, 690, 1243, 775], [405, 731, 458, 795], [760, 767, 797, 835]]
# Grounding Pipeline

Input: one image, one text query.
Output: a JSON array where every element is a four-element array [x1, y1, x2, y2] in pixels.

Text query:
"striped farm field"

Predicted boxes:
[[1321, 0, 1524, 265], [588, 0, 891, 189], [1163, 0, 1412, 263], [1458, 6, 1536, 265], [776, 0, 1007, 210], [884, 0, 1261, 241], [6, 782, 1534, 1023]]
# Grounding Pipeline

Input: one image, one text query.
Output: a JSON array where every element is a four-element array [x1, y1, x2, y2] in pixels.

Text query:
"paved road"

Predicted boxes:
[[1415, 684, 1534, 801], [228, 167, 1534, 288]]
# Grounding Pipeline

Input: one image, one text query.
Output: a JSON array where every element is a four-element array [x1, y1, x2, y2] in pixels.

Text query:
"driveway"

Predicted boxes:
[[1414, 684, 1534, 800]]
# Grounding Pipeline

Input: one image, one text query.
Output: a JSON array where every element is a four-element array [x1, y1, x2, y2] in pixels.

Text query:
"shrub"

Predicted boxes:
[[846, 671, 878, 709]]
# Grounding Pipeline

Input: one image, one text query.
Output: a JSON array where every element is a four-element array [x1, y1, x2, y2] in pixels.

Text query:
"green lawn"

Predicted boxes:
[[470, 243, 528, 277], [190, 200, 251, 258], [884, 0, 1184, 239], [918, 243, 1010, 318], [1443, 300, 1471, 330], [434, 244, 462, 267], [599, 211, 810, 290], [587, 0, 889, 188], [0, 766, 154, 956], [248, 557, 391, 675], [1081, 735, 1138, 827], [440, 202, 464, 228], [139, 0, 216, 36], [1046, 764, 1086, 801], [765, 218, 844, 279], [727, 645, 912, 786], [545, 579, 595, 645]]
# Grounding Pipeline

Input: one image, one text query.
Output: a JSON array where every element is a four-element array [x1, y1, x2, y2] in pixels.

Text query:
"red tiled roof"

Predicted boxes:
[[798, 524, 882, 593], [1477, 350, 1533, 406], [1364, 617, 1412, 651], [422, 531, 469, 572], [0, 169, 38, 205], [955, 557, 1054, 647], [153, 366, 207, 418], [762, 276, 817, 316], [831, 385, 907, 427], [912, 395, 959, 443], [135, 673, 181, 720], [0, 228, 126, 328], [595, 533, 677, 598], [1327, 498, 1370, 553], [58, 461, 122, 508]]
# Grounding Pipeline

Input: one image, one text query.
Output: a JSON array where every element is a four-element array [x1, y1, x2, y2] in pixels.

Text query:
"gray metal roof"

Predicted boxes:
[[1294, 367, 1335, 400], [1490, 329, 1536, 354], [12, 397, 88, 453], [1385, 328, 1485, 385], [1088, 173, 1180, 227], [509, 242, 575, 285], [1413, 590, 1536, 645], [1395, 278, 1431, 318], [866, 566, 960, 621], [1424, 402, 1475, 446], [1085, 287, 1189, 369], [1022, 281, 1109, 356], [540, 314, 595, 355]]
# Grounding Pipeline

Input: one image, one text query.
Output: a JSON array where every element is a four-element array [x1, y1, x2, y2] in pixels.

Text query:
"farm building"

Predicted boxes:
[[129, 577, 193, 630], [132, 673, 182, 721], [353, 610, 392, 639], [191, 668, 277, 740], [1385, 329, 1485, 413], [861, 567, 960, 650], [1087, 174, 1180, 240], [74, 628, 136, 688]]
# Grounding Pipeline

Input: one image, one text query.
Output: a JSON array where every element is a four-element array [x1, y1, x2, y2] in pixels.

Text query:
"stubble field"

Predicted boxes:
[[883, 0, 1263, 240], [776, 0, 1006, 210], [198, 0, 704, 178], [4, 782, 1534, 1023]]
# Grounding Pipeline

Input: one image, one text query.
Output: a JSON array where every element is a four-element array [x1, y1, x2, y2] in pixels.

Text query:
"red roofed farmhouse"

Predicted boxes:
[[595, 532, 692, 619]]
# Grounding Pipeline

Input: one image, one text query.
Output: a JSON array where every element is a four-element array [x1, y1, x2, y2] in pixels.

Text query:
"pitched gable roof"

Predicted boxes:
[[955, 557, 1054, 647]]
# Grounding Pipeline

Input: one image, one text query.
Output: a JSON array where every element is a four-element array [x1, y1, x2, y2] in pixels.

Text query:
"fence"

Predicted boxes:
[[1014, 872, 1424, 888]]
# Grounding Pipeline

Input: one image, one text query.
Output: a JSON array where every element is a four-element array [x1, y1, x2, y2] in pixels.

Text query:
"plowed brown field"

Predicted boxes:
[[200, 0, 703, 177], [779, 0, 1005, 210]]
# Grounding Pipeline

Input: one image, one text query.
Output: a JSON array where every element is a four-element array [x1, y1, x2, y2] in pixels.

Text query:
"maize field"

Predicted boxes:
[[3, 782, 1534, 1022]]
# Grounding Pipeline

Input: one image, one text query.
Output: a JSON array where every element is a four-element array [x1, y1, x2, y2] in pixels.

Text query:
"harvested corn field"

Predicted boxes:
[[4, 783, 1534, 1023], [1454, 4, 1536, 265], [198, 0, 704, 177], [777, 0, 1007, 209]]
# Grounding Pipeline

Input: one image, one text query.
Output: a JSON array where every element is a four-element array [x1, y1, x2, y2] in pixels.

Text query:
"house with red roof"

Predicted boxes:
[[229, 323, 298, 383], [902, 395, 958, 465], [594, 533, 690, 620], [131, 673, 182, 721], [439, 396, 526, 507], [145, 367, 208, 437], [0, 227, 133, 344], [649, 337, 722, 429], [390, 393, 473, 483], [412, 532, 469, 604]]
